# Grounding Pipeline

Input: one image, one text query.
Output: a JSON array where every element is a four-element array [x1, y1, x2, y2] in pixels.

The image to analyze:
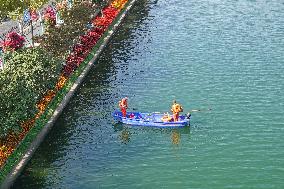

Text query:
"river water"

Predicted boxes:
[[13, 0, 284, 188]]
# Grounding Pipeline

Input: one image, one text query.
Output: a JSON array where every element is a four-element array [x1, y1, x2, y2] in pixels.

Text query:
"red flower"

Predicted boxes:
[[43, 6, 56, 26], [2, 32, 25, 52], [62, 2, 124, 77]]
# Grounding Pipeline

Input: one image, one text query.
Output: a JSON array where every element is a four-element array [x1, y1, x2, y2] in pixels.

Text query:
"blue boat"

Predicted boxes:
[[112, 110, 190, 128]]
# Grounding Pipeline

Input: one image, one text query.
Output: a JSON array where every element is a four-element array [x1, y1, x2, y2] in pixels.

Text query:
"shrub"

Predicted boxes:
[[2, 32, 25, 52], [0, 48, 62, 138]]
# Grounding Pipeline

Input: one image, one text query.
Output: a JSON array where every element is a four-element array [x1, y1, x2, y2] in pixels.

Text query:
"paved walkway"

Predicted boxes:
[[0, 0, 55, 46], [0, 19, 44, 47], [0, 20, 19, 39]]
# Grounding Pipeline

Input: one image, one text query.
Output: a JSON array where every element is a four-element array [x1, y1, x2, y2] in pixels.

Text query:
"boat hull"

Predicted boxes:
[[112, 111, 190, 128]]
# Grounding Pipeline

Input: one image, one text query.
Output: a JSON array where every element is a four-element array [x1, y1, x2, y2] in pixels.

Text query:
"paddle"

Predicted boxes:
[[189, 108, 212, 112], [130, 108, 212, 113], [184, 108, 211, 119]]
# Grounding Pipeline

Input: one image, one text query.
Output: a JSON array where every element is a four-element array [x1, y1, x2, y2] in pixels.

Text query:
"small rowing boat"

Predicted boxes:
[[112, 111, 190, 128]]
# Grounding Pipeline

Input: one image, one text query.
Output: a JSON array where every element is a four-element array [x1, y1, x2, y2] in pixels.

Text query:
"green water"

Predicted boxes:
[[13, 0, 284, 188]]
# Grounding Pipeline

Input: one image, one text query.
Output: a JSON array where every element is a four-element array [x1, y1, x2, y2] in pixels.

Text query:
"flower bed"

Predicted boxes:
[[0, 0, 132, 183]]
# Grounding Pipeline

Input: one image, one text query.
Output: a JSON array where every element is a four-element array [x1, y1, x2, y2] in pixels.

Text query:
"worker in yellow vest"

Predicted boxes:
[[171, 100, 183, 122]]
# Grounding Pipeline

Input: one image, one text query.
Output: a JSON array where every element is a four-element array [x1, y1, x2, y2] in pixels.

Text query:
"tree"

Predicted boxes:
[[37, 2, 94, 59], [0, 0, 49, 20], [0, 47, 62, 138]]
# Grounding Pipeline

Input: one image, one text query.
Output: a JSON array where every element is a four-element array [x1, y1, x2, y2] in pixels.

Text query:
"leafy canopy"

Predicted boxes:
[[37, 2, 94, 59], [0, 47, 62, 138], [0, 0, 49, 20]]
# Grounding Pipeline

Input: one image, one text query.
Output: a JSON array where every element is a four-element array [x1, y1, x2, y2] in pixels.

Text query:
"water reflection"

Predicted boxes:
[[114, 122, 191, 146], [119, 129, 131, 144], [113, 123, 131, 144], [12, 117, 74, 189], [172, 127, 191, 144], [171, 129, 181, 145]]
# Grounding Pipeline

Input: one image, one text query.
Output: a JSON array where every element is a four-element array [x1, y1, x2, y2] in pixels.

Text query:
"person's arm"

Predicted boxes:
[[171, 105, 175, 113]]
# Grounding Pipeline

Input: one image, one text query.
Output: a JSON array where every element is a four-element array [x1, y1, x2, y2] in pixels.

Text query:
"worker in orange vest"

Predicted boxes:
[[119, 97, 128, 117], [171, 100, 183, 122]]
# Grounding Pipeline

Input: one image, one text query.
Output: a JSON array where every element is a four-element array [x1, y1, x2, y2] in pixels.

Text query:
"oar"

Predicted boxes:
[[190, 108, 212, 112]]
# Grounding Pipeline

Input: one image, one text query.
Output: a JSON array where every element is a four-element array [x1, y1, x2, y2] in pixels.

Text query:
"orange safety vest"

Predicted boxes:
[[171, 103, 183, 113]]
